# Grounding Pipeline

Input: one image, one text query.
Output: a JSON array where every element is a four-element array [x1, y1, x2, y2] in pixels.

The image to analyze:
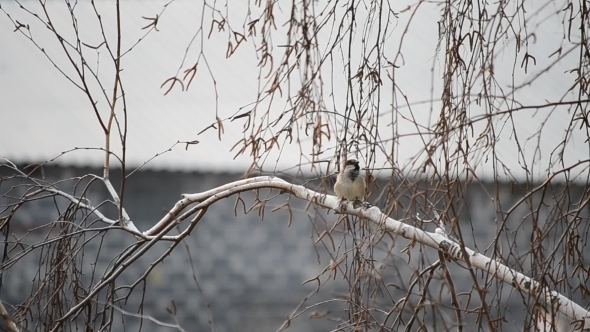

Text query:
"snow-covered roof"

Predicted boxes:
[[1, 0, 587, 181]]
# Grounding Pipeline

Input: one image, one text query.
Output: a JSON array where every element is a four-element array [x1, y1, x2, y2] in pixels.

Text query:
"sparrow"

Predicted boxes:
[[334, 159, 366, 205]]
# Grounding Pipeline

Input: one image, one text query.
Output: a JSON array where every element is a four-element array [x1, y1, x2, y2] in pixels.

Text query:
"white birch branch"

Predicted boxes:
[[1, 159, 141, 234], [5, 161, 588, 328], [149, 176, 590, 327]]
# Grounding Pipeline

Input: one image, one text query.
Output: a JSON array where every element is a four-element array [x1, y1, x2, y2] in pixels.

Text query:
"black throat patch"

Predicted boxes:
[[348, 169, 360, 181]]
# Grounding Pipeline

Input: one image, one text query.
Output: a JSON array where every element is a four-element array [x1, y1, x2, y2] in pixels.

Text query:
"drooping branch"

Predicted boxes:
[[5, 162, 588, 328], [145, 176, 590, 328]]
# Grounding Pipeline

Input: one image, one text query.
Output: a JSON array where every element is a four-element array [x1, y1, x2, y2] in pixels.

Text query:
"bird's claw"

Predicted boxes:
[[338, 199, 371, 210], [353, 199, 371, 209]]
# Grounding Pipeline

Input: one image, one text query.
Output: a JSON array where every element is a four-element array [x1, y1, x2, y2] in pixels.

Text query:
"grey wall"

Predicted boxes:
[[0, 166, 588, 331]]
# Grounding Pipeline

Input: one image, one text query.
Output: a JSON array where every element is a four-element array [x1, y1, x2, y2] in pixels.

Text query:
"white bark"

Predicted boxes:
[[159, 176, 589, 328], [25, 172, 589, 328]]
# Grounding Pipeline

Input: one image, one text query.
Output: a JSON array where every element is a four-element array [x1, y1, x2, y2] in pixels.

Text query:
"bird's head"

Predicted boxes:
[[343, 159, 360, 172]]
